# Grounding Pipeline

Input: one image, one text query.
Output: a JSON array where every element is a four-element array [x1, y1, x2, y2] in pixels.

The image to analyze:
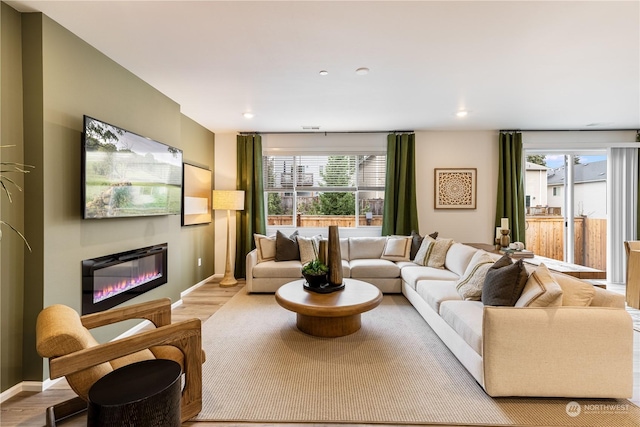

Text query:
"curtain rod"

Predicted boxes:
[[500, 128, 639, 133], [238, 130, 414, 135]]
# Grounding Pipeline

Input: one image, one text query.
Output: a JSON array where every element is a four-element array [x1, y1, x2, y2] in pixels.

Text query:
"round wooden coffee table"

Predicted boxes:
[[275, 278, 383, 337]]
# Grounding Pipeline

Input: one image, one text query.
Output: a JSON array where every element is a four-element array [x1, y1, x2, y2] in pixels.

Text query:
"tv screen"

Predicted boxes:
[[82, 115, 183, 219]]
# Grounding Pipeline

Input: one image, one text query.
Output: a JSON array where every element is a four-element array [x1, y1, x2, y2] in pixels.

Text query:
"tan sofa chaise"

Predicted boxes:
[[245, 234, 633, 399]]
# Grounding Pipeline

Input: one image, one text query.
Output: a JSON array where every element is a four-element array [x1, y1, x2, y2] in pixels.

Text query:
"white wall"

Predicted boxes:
[[214, 133, 238, 276], [547, 181, 607, 218], [526, 169, 548, 207], [414, 131, 499, 243]]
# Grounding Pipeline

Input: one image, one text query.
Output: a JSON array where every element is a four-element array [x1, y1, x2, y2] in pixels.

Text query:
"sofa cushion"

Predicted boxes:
[[445, 243, 480, 277], [252, 260, 302, 278], [455, 251, 494, 301], [439, 300, 484, 356], [341, 259, 351, 278], [516, 263, 563, 307], [341, 238, 350, 260], [275, 230, 300, 261], [416, 280, 462, 313], [381, 236, 412, 262], [553, 273, 596, 306], [349, 237, 386, 260], [254, 234, 276, 263], [401, 265, 459, 290], [350, 259, 400, 278], [396, 261, 420, 270], [481, 255, 528, 306]]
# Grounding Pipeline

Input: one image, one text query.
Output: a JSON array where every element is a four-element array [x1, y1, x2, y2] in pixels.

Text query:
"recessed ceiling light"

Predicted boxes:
[[319, 70, 328, 76], [456, 110, 469, 117], [243, 112, 254, 119], [355, 67, 370, 75]]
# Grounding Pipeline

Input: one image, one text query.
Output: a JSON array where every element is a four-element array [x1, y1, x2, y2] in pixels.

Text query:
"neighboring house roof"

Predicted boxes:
[[547, 160, 607, 185], [526, 162, 549, 171]]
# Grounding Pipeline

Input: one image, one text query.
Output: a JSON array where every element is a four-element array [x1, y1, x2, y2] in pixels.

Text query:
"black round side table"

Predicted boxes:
[[87, 359, 181, 427]]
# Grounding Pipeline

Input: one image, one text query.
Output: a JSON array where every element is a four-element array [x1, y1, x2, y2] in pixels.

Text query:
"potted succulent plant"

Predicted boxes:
[[301, 259, 329, 288]]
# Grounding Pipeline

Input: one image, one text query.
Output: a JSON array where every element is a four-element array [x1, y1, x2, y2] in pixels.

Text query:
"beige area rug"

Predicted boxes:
[[194, 289, 640, 426]]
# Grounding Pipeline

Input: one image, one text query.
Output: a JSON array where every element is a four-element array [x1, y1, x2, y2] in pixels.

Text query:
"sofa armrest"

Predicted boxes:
[[246, 249, 258, 293], [591, 285, 625, 308], [482, 306, 633, 398]]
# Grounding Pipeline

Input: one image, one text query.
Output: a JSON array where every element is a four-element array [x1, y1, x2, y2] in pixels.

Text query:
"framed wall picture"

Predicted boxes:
[[434, 168, 477, 209], [182, 163, 212, 226]]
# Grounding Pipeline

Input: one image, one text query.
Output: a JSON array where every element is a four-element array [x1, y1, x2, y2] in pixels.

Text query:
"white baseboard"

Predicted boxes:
[[0, 381, 44, 403], [3, 278, 215, 401], [180, 274, 216, 297]]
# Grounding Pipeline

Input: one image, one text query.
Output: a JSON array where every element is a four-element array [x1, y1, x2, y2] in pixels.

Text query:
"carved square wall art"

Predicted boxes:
[[434, 168, 477, 209]]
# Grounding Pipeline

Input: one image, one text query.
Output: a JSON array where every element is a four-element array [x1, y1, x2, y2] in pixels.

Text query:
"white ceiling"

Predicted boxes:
[[6, 0, 640, 134]]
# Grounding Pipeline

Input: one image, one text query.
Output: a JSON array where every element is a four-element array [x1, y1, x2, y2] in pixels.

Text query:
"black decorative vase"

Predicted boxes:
[[303, 272, 327, 288], [327, 225, 343, 286]]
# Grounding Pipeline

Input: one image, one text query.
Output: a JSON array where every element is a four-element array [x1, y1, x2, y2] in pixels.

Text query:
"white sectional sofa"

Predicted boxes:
[[245, 234, 634, 399]]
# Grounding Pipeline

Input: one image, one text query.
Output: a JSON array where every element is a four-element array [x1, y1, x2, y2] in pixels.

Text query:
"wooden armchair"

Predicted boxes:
[[36, 298, 204, 426], [624, 241, 640, 309]]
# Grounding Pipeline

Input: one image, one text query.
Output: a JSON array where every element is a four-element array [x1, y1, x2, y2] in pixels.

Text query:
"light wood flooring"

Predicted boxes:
[[2, 279, 639, 427]]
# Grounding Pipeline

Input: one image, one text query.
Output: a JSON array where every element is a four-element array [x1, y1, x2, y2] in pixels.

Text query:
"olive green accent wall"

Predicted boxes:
[[20, 10, 46, 387], [1, 7, 214, 392], [180, 114, 215, 285], [1, 2, 26, 392]]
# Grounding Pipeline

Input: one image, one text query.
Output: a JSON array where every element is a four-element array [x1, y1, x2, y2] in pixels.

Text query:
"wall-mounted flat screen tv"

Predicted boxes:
[[82, 115, 183, 219]]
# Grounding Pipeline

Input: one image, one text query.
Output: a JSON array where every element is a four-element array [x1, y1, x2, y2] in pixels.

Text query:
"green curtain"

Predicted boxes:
[[235, 134, 266, 278], [382, 133, 419, 236], [495, 132, 526, 243]]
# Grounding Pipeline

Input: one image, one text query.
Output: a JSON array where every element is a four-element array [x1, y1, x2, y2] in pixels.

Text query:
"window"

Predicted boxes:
[[264, 154, 386, 227], [525, 151, 607, 269]]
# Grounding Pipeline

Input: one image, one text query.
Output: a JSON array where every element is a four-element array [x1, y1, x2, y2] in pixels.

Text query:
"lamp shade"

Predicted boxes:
[[212, 190, 245, 211]]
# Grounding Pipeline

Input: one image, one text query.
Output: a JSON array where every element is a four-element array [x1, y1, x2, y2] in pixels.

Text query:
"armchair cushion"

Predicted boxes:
[[36, 304, 113, 399]]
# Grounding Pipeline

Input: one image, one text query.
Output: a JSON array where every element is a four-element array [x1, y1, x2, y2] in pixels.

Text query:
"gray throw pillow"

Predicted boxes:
[[275, 230, 300, 262], [481, 254, 528, 306], [410, 230, 439, 260]]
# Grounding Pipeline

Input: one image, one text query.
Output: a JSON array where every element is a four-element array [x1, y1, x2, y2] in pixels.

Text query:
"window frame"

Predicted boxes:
[[263, 152, 386, 231]]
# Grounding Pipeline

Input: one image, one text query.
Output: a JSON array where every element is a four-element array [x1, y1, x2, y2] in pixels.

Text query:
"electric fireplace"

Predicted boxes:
[[82, 243, 168, 314]]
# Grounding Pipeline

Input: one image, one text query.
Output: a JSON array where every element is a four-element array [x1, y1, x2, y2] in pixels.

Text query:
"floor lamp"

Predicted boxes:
[[213, 190, 245, 287]]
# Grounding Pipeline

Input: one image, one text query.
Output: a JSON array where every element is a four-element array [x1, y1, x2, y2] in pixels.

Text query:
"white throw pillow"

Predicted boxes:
[[516, 263, 564, 307], [298, 235, 321, 265], [254, 233, 276, 263], [413, 237, 434, 266], [456, 251, 494, 300], [381, 236, 412, 262]]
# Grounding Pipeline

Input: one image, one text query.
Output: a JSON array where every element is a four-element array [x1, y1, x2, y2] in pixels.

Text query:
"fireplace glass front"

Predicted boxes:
[[82, 243, 168, 314]]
